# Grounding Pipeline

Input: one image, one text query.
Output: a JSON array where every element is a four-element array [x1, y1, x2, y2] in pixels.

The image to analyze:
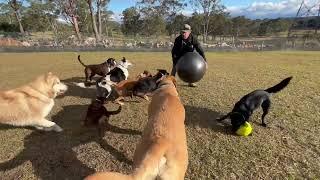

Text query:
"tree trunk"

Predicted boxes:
[[8, 15, 13, 24], [203, 13, 210, 43], [88, 1, 100, 42], [72, 16, 82, 41], [46, 16, 59, 45], [10, 0, 24, 35], [202, 24, 206, 43], [97, 0, 102, 37], [14, 10, 24, 34]]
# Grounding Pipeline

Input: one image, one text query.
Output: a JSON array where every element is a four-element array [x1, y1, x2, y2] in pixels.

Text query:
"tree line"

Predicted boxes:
[[0, 0, 319, 44]]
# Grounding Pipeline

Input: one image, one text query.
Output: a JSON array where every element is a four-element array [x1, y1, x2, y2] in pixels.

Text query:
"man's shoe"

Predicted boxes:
[[188, 83, 197, 87]]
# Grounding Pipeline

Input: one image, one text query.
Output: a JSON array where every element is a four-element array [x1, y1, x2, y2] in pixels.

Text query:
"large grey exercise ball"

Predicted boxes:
[[176, 52, 206, 83]]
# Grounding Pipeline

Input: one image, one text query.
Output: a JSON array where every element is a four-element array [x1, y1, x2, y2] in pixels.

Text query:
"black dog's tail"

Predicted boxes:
[[106, 105, 122, 115], [265, 76, 293, 94], [77, 55, 87, 67]]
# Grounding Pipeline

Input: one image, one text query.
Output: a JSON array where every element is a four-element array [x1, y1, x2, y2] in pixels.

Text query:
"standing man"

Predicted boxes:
[[171, 24, 207, 87]]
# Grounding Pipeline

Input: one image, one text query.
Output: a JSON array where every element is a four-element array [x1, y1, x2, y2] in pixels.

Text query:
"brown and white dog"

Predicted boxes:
[[0, 72, 68, 132], [85, 76, 188, 180], [77, 55, 117, 82]]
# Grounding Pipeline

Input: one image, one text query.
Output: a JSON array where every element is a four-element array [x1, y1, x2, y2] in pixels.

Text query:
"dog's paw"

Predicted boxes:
[[144, 96, 150, 101], [117, 101, 125, 106], [35, 126, 44, 130], [53, 125, 63, 132]]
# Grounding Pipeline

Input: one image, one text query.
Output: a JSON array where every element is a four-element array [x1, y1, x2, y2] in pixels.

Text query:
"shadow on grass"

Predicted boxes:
[[184, 105, 233, 134], [58, 76, 97, 100], [0, 104, 140, 180]]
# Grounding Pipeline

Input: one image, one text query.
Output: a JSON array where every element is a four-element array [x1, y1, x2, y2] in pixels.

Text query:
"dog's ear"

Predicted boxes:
[[106, 58, 114, 63], [156, 69, 169, 76], [143, 70, 149, 74], [143, 70, 152, 77], [45, 72, 54, 84], [157, 69, 169, 76], [44, 72, 59, 98], [121, 57, 126, 62], [164, 70, 170, 75]]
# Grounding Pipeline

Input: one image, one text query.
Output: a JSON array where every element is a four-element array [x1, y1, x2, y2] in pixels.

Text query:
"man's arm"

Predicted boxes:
[[171, 37, 180, 60], [193, 36, 206, 61]]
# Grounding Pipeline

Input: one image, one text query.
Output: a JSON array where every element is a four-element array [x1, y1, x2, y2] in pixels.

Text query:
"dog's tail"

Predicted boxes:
[[106, 105, 122, 115], [77, 55, 87, 67], [265, 76, 293, 94], [85, 139, 170, 180]]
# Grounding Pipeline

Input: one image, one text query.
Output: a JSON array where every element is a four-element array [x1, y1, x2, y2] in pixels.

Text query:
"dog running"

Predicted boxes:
[[0, 72, 68, 132]]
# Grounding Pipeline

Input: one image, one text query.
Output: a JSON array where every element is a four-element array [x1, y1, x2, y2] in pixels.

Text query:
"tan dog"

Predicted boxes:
[[0, 72, 68, 132], [86, 76, 188, 180]]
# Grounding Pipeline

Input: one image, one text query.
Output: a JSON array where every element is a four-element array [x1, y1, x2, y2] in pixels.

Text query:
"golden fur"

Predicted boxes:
[[86, 76, 188, 180], [0, 72, 68, 132]]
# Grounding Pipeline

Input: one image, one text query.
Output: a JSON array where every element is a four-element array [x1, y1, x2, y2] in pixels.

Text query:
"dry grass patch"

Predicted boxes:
[[0, 51, 319, 179]]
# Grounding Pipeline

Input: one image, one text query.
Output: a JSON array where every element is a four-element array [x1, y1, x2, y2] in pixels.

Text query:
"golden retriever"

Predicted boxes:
[[85, 76, 188, 180], [0, 72, 68, 132]]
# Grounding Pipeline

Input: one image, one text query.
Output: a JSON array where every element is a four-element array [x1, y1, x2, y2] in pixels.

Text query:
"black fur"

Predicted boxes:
[[83, 99, 122, 126], [95, 77, 119, 102], [106, 67, 126, 83], [132, 69, 169, 98], [102, 57, 131, 84], [217, 76, 293, 132]]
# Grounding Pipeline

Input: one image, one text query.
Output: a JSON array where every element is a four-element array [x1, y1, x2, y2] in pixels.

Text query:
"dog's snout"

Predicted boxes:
[[61, 83, 68, 91]]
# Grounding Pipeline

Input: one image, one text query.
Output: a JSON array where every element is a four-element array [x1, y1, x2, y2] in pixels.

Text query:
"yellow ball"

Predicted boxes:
[[236, 122, 253, 136]]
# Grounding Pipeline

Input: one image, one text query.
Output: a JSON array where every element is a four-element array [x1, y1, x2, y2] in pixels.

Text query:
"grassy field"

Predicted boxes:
[[0, 51, 319, 179]]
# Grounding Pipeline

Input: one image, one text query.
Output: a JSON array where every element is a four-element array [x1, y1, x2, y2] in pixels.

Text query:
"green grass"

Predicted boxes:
[[0, 51, 319, 179]]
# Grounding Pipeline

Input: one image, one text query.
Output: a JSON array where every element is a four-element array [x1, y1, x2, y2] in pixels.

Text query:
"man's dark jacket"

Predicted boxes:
[[171, 34, 206, 63]]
